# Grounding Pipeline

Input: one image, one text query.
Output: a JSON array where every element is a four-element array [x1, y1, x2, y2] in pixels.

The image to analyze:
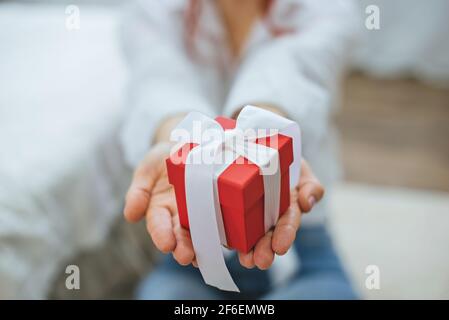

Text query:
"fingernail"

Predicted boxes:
[[308, 196, 316, 209]]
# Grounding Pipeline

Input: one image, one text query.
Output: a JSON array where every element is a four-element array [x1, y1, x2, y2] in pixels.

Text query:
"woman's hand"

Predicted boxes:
[[238, 160, 324, 269], [124, 141, 324, 269], [124, 142, 197, 266]]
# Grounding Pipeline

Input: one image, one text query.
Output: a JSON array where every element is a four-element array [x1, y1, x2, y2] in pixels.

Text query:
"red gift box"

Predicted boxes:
[[166, 116, 294, 253]]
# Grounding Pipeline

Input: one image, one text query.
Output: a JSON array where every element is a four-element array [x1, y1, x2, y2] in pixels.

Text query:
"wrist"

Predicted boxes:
[[153, 113, 186, 144], [231, 103, 288, 119]]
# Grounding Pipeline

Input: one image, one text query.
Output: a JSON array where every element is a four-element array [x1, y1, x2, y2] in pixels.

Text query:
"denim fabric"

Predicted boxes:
[[136, 226, 357, 300]]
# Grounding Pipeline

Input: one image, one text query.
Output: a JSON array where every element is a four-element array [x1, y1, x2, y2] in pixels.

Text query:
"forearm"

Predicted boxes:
[[153, 113, 187, 144], [231, 103, 287, 119]]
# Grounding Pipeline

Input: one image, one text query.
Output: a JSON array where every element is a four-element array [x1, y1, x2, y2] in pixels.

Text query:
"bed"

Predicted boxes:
[[0, 2, 130, 298]]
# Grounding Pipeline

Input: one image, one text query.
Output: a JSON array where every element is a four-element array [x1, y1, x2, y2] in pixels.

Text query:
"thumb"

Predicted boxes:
[[296, 159, 324, 213], [124, 143, 170, 222]]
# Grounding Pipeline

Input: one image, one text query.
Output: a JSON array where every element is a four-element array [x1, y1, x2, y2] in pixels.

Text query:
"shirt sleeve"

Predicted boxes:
[[223, 0, 359, 153], [120, 2, 215, 167]]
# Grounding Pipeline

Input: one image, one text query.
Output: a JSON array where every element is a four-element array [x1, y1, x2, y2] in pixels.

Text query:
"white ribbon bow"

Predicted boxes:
[[170, 105, 301, 292]]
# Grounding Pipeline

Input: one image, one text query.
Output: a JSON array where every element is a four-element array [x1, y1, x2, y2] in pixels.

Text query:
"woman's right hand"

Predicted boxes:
[[123, 142, 197, 267]]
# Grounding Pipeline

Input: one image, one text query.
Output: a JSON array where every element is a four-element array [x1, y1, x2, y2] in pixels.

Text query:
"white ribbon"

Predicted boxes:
[[170, 105, 301, 292]]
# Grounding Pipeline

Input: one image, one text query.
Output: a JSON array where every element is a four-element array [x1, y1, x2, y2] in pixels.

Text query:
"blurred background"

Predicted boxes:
[[0, 0, 448, 299]]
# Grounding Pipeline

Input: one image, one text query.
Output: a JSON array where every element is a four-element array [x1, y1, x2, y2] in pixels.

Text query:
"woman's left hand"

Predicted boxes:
[[238, 159, 324, 269]]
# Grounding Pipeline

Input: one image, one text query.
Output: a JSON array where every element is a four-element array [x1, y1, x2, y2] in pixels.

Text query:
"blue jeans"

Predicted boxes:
[[137, 225, 357, 300]]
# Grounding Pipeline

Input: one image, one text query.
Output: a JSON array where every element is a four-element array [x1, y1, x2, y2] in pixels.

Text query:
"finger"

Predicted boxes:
[[238, 250, 255, 269], [124, 188, 152, 222], [254, 231, 275, 270], [124, 143, 171, 222], [272, 204, 301, 255], [172, 217, 195, 266], [124, 160, 158, 223], [146, 206, 176, 253], [192, 258, 198, 268], [296, 160, 324, 213], [297, 182, 324, 213]]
